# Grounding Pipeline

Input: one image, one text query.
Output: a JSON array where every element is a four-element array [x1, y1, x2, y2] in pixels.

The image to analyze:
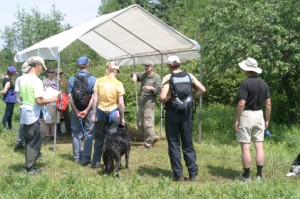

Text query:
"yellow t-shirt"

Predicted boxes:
[[93, 75, 125, 111]]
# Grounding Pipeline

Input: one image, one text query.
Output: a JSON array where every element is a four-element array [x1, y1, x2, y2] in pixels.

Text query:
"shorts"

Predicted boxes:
[[236, 110, 265, 143]]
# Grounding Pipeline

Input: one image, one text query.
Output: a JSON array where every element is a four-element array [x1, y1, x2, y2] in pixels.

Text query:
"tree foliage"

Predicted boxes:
[[1, 5, 70, 52], [197, 0, 300, 123]]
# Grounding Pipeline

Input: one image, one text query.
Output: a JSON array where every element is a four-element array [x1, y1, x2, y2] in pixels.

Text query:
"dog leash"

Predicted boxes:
[[78, 118, 88, 138]]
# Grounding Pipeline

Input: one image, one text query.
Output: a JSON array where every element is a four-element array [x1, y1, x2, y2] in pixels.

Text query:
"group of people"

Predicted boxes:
[[1, 54, 271, 183]]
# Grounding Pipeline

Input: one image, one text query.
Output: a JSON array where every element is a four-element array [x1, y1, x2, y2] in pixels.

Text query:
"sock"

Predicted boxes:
[[243, 168, 250, 178], [257, 165, 263, 177]]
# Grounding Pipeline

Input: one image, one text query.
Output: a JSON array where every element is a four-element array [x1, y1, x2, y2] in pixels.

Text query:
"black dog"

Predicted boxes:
[[103, 125, 131, 177]]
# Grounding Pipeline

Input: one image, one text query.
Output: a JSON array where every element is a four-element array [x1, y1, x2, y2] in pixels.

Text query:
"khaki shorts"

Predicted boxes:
[[236, 110, 265, 143]]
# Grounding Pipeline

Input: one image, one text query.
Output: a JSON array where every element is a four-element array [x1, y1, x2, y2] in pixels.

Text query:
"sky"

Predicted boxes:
[[0, 0, 101, 47]]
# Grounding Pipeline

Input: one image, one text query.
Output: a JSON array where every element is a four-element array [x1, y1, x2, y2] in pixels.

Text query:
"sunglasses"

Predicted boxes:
[[48, 71, 55, 73]]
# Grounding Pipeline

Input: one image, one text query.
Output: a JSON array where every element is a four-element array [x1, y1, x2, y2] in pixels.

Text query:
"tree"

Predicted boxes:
[[1, 5, 70, 53], [198, 0, 300, 124]]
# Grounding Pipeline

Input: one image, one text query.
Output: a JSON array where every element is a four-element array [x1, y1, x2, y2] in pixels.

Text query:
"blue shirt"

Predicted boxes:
[[68, 71, 96, 95]]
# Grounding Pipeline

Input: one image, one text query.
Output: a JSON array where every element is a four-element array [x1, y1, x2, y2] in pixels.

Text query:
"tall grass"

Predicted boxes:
[[0, 103, 300, 199]]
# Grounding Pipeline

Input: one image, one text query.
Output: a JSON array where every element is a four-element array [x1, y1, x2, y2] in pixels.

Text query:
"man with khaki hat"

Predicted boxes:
[[19, 56, 58, 174], [131, 61, 161, 149], [234, 57, 271, 181]]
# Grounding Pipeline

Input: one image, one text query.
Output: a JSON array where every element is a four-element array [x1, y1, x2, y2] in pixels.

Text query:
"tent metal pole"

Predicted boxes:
[[198, 53, 203, 143], [160, 55, 163, 137], [53, 53, 61, 152], [133, 57, 138, 116]]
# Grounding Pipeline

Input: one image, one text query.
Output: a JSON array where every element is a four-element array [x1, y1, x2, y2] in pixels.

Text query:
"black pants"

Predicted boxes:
[[2, 102, 14, 129], [23, 120, 43, 170], [165, 106, 198, 178]]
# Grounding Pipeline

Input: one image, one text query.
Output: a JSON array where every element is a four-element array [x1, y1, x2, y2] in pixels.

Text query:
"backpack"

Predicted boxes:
[[170, 70, 193, 111], [71, 73, 91, 111]]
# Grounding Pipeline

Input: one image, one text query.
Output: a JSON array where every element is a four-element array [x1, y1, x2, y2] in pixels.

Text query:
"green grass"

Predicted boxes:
[[0, 103, 300, 198]]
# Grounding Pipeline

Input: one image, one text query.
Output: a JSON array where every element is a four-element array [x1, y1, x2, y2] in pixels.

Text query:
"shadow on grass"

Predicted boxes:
[[8, 162, 47, 173], [207, 165, 240, 179], [59, 153, 75, 163], [137, 166, 172, 178]]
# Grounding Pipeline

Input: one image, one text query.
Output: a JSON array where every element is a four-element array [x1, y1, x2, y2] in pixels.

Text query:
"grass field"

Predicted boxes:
[[0, 103, 300, 199]]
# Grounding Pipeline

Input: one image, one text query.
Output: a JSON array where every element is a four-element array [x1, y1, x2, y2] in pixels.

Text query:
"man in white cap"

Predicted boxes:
[[131, 61, 161, 149], [234, 57, 271, 181], [19, 56, 58, 174], [160, 55, 206, 182]]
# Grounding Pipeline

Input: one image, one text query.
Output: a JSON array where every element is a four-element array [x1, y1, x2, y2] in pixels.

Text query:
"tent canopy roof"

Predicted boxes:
[[14, 4, 200, 66]]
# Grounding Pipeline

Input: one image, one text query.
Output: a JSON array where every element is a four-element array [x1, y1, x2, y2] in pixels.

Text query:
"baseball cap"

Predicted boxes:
[[7, 66, 18, 74], [21, 61, 31, 73], [77, 56, 90, 65], [167, 55, 181, 65], [27, 56, 47, 70], [111, 61, 120, 73]]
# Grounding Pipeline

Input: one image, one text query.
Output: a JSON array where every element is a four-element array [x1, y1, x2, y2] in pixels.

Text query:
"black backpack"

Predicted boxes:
[[170, 70, 193, 111], [72, 73, 91, 111]]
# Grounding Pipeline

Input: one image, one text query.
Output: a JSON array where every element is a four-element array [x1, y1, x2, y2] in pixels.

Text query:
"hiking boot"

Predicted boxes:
[[153, 135, 160, 145], [91, 162, 101, 169], [22, 167, 41, 175], [37, 152, 43, 159], [189, 175, 197, 182], [173, 176, 184, 182], [14, 144, 24, 151], [81, 161, 91, 167]]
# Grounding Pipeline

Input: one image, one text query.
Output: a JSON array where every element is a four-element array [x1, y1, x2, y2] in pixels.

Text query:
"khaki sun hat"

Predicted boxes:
[[238, 57, 262, 74]]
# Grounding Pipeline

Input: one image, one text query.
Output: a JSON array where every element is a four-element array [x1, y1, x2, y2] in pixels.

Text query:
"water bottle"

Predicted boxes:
[[265, 129, 271, 137]]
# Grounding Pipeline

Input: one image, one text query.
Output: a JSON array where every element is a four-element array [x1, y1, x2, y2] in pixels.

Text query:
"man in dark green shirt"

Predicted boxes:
[[132, 61, 161, 149]]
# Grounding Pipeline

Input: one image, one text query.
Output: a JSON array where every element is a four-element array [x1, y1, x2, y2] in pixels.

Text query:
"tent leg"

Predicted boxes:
[[198, 53, 203, 143]]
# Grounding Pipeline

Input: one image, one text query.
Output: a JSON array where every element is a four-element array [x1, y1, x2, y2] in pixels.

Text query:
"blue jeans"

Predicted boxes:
[[71, 109, 94, 163], [165, 104, 198, 178], [92, 108, 120, 165]]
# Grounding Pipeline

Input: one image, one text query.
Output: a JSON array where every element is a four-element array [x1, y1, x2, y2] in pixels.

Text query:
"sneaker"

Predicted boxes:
[[256, 176, 262, 181], [173, 176, 184, 182], [240, 176, 251, 182], [22, 167, 41, 175]]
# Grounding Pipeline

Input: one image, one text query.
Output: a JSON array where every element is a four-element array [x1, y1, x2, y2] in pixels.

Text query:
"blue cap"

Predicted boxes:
[[77, 56, 90, 65], [7, 66, 18, 74]]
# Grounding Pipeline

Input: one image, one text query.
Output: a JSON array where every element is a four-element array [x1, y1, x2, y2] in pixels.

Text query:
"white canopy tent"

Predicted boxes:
[[14, 4, 203, 150]]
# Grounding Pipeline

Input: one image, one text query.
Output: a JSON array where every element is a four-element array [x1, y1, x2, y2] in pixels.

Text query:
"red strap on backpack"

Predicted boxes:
[[56, 93, 69, 112]]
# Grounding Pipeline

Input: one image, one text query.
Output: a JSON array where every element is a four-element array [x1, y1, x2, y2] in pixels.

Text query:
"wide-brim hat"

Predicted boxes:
[[238, 57, 262, 74]]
